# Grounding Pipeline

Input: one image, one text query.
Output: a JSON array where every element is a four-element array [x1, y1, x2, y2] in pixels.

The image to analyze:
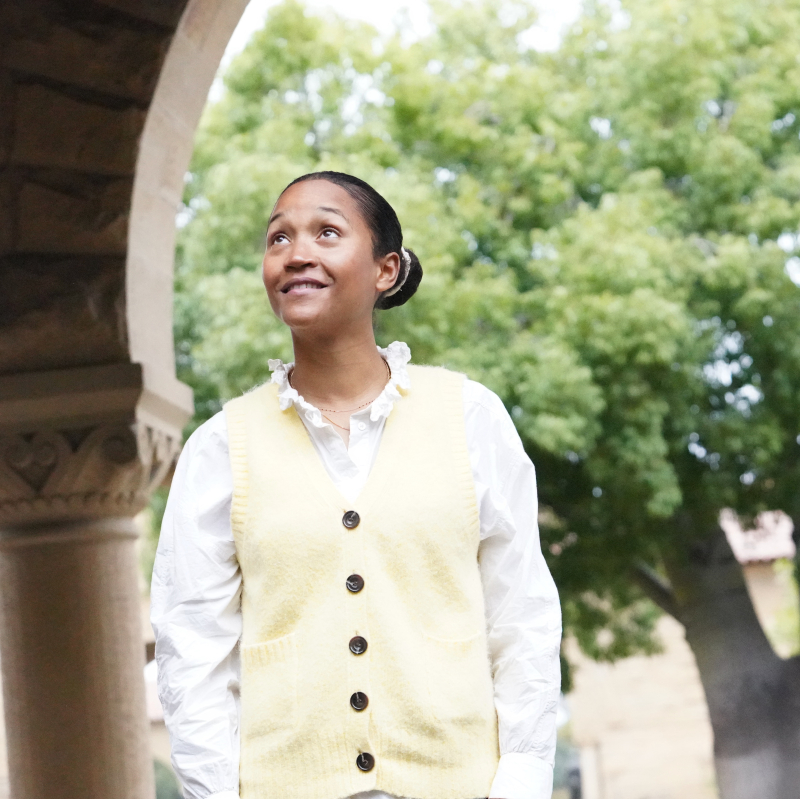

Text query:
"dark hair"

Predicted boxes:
[[282, 171, 422, 309]]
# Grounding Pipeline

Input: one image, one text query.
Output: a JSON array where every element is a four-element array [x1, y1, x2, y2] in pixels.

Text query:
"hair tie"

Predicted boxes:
[[383, 247, 412, 298]]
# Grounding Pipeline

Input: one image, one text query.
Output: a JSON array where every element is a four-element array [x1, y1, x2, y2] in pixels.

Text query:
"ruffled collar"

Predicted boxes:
[[267, 341, 412, 429]]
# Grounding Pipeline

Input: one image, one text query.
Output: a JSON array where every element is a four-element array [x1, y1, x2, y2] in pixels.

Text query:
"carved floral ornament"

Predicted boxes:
[[0, 422, 180, 528]]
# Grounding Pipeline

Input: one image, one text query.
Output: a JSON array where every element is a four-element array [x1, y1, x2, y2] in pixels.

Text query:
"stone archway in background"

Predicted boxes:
[[128, 0, 249, 380], [0, 1, 249, 797]]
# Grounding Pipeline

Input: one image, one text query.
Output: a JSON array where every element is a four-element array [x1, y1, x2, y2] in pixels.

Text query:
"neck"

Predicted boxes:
[[289, 327, 388, 407]]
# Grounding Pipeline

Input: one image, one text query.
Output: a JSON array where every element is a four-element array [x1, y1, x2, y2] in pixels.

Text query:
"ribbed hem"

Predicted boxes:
[[373, 724, 498, 799], [240, 726, 498, 799], [241, 728, 371, 799]]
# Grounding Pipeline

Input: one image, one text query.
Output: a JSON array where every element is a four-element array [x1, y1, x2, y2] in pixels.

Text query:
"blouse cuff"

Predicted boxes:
[[489, 752, 554, 799]]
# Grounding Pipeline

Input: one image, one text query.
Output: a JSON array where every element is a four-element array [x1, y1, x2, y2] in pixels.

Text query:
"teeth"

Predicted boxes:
[[287, 282, 322, 291]]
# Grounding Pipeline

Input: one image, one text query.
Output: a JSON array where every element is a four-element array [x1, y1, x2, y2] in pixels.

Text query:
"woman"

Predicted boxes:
[[151, 172, 562, 799]]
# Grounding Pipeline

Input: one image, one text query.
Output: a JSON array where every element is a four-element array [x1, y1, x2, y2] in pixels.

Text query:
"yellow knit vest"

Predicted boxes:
[[224, 364, 500, 799]]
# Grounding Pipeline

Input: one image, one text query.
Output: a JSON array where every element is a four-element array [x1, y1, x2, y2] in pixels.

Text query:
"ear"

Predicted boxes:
[[375, 252, 401, 294]]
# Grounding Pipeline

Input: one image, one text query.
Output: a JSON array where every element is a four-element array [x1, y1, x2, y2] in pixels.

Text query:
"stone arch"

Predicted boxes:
[[127, 0, 250, 379], [0, 2, 251, 798]]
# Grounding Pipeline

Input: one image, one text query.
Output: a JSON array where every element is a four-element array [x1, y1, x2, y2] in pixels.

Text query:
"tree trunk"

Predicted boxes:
[[661, 524, 800, 799]]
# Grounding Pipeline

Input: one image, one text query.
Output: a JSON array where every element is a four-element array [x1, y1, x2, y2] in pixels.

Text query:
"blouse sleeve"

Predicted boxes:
[[463, 379, 563, 799], [150, 411, 242, 799]]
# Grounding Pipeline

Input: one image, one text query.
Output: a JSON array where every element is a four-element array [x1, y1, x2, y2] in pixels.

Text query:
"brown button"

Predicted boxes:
[[342, 510, 360, 529], [346, 574, 364, 593], [350, 691, 369, 711], [356, 752, 375, 772], [349, 635, 368, 655]]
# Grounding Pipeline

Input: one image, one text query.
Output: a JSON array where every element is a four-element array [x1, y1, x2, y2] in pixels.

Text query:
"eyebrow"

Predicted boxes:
[[317, 206, 349, 221], [268, 206, 349, 227]]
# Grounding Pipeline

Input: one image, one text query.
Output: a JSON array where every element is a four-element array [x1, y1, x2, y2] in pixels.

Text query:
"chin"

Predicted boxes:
[[273, 292, 366, 336], [280, 304, 331, 333]]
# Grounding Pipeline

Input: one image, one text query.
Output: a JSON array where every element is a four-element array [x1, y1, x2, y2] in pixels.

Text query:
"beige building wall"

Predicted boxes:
[[743, 561, 799, 658], [567, 615, 717, 799], [567, 559, 798, 799]]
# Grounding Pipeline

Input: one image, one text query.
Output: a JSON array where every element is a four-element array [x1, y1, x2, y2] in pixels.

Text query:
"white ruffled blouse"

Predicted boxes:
[[150, 341, 562, 799]]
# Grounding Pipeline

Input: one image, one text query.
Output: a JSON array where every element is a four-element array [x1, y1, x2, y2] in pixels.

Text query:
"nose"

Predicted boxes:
[[283, 238, 317, 270]]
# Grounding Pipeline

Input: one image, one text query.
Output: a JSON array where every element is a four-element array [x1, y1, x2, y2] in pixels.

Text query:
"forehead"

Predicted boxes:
[[270, 180, 362, 224]]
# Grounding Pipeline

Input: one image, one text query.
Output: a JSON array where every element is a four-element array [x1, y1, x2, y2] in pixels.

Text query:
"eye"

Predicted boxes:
[[269, 232, 288, 245], [320, 227, 340, 238]]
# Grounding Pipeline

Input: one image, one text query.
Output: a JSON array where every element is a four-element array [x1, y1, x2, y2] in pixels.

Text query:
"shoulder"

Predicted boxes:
[[222, 381, 282, 447], [406, 366, 512, 423], [168, 410, 232, 501], [182, 409, 229, 460], [462, 377, 508, 416], [405, 363, 466, 400], [461, 378, 529, 460], [406, 363, 460, 378], [223, 380, 276, 414]]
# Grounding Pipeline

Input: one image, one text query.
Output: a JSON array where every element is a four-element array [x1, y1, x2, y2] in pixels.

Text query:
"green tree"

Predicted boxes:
[[175, 1, 800, 796]]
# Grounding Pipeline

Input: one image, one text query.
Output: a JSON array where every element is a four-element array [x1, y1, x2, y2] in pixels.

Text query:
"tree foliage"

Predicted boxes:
[[176, 0, 800, 665]]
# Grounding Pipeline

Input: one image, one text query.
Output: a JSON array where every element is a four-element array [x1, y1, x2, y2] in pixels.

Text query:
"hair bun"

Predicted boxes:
[[377, 248, 423, 310]]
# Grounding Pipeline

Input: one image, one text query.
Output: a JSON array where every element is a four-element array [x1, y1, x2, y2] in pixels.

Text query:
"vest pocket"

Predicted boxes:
[[423, 629, 495, 726], [240, 632, 297, 740]]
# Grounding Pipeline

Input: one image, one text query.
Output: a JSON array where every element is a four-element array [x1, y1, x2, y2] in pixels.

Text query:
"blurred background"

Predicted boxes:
[[0, 1, 798, 798]]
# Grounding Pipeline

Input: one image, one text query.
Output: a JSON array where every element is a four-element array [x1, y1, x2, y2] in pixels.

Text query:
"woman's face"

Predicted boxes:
[[262, 180, 400, 336]]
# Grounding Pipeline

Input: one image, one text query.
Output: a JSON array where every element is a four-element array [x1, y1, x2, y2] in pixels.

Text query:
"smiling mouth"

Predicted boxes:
[[281, 281, 327, 293]]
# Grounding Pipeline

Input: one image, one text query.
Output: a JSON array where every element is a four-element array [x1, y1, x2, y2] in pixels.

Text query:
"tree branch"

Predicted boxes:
[[632, 561, 683, 622]]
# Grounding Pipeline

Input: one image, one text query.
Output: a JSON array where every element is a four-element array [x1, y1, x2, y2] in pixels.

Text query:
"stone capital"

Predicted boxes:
[[0, 363, 193, 528]]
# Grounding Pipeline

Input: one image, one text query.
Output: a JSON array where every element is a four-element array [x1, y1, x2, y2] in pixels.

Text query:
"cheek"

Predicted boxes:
[[335, 254, 380, 297], [261, 256, 279, 291], [261, 260, 283, 311]]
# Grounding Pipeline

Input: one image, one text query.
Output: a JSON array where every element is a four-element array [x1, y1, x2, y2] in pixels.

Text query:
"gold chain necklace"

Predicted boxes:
[[287, 357, 391, 414], [321, 413, 351, 431]]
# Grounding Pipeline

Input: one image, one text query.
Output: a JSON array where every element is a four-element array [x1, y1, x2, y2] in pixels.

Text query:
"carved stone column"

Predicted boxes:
[[1, 0, 248, 794], [0, 363, 191, 799]]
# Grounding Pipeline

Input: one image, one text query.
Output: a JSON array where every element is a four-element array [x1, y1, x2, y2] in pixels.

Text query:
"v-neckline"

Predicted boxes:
[[282, 387, 405, 516]]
